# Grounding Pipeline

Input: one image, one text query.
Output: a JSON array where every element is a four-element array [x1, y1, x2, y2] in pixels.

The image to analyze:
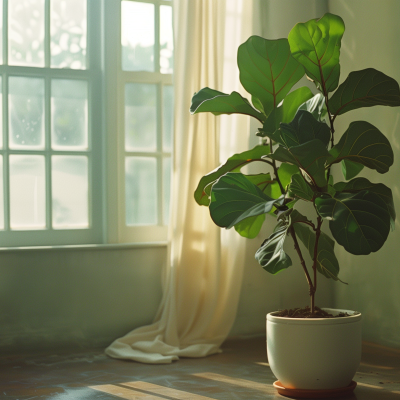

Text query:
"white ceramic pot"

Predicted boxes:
[[266, 308, 362, 390]]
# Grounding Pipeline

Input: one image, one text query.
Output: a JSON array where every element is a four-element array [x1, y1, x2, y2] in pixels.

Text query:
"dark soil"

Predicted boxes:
[[274, 306, 354, 318]]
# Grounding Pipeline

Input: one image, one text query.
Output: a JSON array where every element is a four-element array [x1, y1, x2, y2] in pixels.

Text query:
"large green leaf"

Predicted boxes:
[[234, 214, 265, 239], [278, 163, 300, 189], [327, 121, 393, 174], [260, 87, 314, 137], [209, 173, 284, 229], [280, 110, 331, 148], [190, 87, 265, 122], [293, 222, 341, 281], [237, 37, 305, 116], [255, 210, 292, 274], [315, 191, 391, 255], [288, 173, 315, 201], [334, 177, 396, 231], [298, 93, 327, 121], [288, 13, 345, 93], [267, 139, 331, 188], [234, 174, 277, 234], [329, 69, 400, 116], [194, 145, 271, 206], [341, 159, 364, 180]]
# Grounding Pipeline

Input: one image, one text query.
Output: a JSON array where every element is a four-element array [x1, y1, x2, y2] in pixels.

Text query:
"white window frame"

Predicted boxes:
[[0, 0, 173, 248], [0, 0, 105, 247], [105, 0, 173, 244]]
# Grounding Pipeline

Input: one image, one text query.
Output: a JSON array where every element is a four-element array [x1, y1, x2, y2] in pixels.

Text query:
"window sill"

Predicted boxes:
[[0, 241, 168, 253]]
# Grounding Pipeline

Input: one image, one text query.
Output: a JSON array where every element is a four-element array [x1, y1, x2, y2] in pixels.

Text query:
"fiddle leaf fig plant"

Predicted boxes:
[[191, 13, 400, 313]]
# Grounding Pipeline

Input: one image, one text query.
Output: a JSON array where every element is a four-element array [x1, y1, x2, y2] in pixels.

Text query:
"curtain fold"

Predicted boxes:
[[105, 0, 257, 364]]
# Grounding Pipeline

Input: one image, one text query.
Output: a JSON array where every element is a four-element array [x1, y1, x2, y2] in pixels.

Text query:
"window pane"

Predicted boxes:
[[10, 155, 45, 229], [121, 1, 154, 72], [51, 0, 87, 69], [125, 157, 157, 225], [51, 79, 88, 150], [160, 5, 173, 74], [0, 0, 3, 65], [9, 0, 45, 67], [163, 157, 171, 225], [9, 77, 45, 149], [52, 156, 88, 228], [0, 77, 2, 149], [125, 83, 157, 151], [163, 85, 173, 152], [0, 156, 3, 229]]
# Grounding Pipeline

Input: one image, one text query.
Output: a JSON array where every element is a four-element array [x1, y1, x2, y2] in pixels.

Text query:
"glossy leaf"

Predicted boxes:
[[209, 172, 284, 229], [293, 222, 341, 281], [329, 68, 400, 116], [190, 87, 265, 122], [278, 163, 300, 189], [194, 145, 271, 206], [280, 110, 331, 148], [261, 87, 314, 137], [341, 159, 364, 180], [298, 93, 327, 121], [334, 177, 396, 231], [288, 173, 314, 201], [238, 37, 305, 116], [327, 121, 393, 174], [315, 191, 391, 255], [234, 214, 265, 239], [255, 210, 292, 274], [267, 139, 331, 188], [288, 13, 344, 93]]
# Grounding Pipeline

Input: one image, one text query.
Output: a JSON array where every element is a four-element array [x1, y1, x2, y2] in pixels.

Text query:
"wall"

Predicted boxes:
[[0, 246, 165, 352], [328, 0, 400, 349]]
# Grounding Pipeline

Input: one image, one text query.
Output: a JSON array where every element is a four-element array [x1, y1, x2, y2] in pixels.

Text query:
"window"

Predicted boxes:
[[0, 0, 173, 247]]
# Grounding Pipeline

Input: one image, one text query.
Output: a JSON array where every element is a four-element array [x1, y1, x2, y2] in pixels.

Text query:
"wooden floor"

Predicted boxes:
[[1, 337, 399, 399]]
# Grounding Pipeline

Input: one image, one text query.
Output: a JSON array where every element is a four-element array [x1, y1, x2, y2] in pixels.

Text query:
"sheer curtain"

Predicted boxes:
[[105, 0, 259, 364]]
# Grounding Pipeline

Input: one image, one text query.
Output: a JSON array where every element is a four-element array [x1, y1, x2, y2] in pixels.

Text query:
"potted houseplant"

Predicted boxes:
[[190, 13, 399, 396]]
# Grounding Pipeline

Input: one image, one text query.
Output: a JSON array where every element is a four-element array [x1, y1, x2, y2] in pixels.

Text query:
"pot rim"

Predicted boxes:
[[267, 308, 362, 325]]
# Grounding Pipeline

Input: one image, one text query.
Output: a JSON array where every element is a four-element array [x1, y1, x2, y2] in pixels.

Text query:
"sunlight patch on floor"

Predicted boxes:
[[357, 382, 383, 390], [193, 372, 275, 394], [90, 384, 165, 399], [122, 381, 214, 399], [360, 362, 394, 370], [255, 361, 270, 367]]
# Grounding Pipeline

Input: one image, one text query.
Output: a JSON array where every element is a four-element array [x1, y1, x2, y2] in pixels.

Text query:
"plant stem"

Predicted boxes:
[[266, 138, 285, 195], [289, 226, 314, 296], [273, 160, 285, 195], [311, 216, 323, 313]]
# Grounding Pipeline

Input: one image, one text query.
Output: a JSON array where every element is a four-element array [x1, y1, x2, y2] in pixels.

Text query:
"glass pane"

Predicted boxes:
[[10, 155, 45, 229], [51, 0, 87, 69], [121, 1, 154, 72], [9, 77, 45, 149], [163, 157, 171, 226], [160, 5, 173, 74], [9, 0, 45, 67], [52, 156, 88, 228], [51, 79, 88, 150], [125, 83, 157, 151], [163, 85, 173, 152], [125, 157, 157, 225], [0, 0, 3, 65], [0, 77, 2, 149], [0, 156, 4, 229]]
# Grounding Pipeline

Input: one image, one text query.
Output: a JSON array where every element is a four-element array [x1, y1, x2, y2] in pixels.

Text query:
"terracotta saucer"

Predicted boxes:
[[273, 380, 357, 398]]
